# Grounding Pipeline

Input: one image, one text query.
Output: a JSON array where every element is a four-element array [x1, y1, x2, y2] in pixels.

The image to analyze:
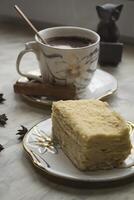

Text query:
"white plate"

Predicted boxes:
[[19, 69, 117, 106], [23, 118, 134, 183]]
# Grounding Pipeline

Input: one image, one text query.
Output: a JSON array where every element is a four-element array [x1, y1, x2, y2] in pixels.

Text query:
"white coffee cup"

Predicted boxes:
[[16, 26, 100, 94]]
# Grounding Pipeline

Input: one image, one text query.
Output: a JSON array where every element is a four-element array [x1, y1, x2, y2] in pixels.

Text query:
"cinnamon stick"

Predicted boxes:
[[14, 81, 76, 100]]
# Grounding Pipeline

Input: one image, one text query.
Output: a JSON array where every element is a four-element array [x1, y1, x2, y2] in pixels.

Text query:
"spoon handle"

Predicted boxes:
[[14, 5, 47, 44]]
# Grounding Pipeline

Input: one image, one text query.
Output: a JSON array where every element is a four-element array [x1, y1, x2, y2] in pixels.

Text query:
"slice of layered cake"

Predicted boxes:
[[52, 100, 131, 170]]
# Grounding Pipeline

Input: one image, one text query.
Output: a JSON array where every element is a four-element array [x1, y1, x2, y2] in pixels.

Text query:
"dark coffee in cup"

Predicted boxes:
[[46, 36, 94, 49]]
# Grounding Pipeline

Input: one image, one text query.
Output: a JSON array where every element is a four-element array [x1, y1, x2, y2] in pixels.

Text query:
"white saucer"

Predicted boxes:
[[18, 69, 117, 106], [23, 118, 134, 183]]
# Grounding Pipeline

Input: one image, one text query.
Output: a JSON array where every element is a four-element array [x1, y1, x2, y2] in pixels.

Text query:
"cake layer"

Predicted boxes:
[[52, 116, 131, 170], [52, 100, 129, 146], [53, 116, 131, 151], [52, 100, 131, 170]]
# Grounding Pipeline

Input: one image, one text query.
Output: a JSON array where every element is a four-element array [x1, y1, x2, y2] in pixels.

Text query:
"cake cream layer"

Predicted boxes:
[[52, 117, 131, 170], [52, 100, 130, 146], [53, 116, 131, 151], [52, 112, 130, 149], [52, 100, 131, 170]]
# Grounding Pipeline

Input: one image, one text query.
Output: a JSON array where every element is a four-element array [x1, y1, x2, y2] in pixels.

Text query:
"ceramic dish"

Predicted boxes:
[[18, 69, 117, 106], [23, 118, 134, 183]]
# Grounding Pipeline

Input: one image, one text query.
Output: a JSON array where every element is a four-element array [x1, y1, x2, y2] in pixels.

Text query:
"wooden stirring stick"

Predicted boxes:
[[14, 5, 47, 44]]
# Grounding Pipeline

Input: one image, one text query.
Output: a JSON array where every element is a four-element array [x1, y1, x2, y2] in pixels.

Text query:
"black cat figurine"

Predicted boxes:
[[96, 4, 123, 42]]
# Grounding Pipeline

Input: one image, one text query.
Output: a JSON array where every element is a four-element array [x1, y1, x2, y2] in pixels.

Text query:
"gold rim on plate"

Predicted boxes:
[[22, 119, 134, 183]]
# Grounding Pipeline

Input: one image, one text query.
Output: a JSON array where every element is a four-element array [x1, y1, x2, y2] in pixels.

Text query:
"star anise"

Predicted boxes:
[[16, 125, 28, 140], [0, 114, 8, 126], [0, 93, 5, 104], [0, 144, 4, 152]]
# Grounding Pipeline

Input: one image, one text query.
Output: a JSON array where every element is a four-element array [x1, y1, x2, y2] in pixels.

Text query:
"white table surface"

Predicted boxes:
[[0, 20, 134, 200]]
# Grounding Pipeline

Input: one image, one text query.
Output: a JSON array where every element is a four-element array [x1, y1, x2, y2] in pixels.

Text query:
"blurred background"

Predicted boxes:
[[0, 0, 134, 43]]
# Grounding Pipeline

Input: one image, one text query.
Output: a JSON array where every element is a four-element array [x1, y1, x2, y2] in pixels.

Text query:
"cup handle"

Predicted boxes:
[[16, 41, 42, 82]]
